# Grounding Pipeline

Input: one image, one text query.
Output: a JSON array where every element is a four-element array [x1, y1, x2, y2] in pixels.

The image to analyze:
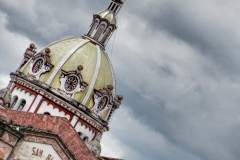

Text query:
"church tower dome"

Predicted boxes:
[[19, 37, 116, 119], [84, 0, 124, 48], [2, 0, 125, 156]]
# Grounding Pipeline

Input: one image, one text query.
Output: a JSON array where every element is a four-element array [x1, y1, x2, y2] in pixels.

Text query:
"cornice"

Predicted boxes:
[[10, 72, 109, 132]]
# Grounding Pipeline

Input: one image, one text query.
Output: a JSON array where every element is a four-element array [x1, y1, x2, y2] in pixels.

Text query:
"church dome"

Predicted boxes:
[[20, 37, 115, 109]]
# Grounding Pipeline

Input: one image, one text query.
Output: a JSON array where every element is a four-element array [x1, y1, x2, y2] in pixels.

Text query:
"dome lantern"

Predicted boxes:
[[84, 0, 125, 49]]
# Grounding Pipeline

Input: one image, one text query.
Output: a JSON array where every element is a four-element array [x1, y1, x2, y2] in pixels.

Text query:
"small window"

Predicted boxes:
[[111, 3, 116, 11], [11, 96, 18, 109], [102, 28, 112, 43], [32, 58, 44, 73], [17, 100, 26, 111], [97, 96, 108, 111], [88, 20, 98, 36], [64, 76, 78, 92], [78, 132, 82, 136], [83, 136, 89, 142], [114, 6, 119, 13], [108, 2, 113, 10], [43, 112, 51, 115], [94, 24, 105, 40]]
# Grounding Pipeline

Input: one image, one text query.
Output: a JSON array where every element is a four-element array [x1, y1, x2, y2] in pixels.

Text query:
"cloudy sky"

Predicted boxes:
[[2, 0, 240, 159]]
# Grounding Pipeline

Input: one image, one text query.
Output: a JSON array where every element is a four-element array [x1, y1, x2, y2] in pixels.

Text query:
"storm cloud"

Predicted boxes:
[[1, 0, 240, 160]]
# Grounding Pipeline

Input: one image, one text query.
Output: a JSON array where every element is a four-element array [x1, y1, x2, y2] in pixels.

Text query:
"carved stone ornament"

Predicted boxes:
[[86, 140, 101, 156], [29, 48, 54, 80], [18, 43, 37, 70], [59, 65, 88, 98], [0, 88, 12, 108], [91, 85, 114, 118], [106, 94, 123, 122]]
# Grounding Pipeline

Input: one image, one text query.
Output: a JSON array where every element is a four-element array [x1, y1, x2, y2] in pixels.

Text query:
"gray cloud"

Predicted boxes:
[[2, 0, 240, 160]]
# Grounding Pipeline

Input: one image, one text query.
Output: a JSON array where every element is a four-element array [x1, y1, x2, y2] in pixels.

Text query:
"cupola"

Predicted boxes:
[[84, 0, 124, 48]]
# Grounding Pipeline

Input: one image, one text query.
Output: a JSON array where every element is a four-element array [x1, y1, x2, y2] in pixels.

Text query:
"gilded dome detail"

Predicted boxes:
[[21, 37, 116, 110], [82, 45, 101, 105], [58, 65, 88, 98], [91, 85, 114, 120], [46, 39, 90, 85]]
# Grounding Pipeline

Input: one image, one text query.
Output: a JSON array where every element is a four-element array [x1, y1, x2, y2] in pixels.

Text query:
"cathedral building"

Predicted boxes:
[[0, 0, 124, 159]]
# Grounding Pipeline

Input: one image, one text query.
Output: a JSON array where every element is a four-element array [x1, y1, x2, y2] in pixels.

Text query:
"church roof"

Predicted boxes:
[[20, 37, 115, 119], [0, 108, 97, 159]]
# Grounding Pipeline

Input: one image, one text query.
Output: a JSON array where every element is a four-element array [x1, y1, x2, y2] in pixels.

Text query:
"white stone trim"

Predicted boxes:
[[82, 45, 101, 105], [75, 122, 95, 141], [105, 50, 116, 96], [46, 39, 90, 85], [110, 13, 114, 23], [37, 101, 71, 120], [11, 74, 107, 132], [71, 115, 79, 126], [105, 105, 113, 121], [29, 95, 42, 113]]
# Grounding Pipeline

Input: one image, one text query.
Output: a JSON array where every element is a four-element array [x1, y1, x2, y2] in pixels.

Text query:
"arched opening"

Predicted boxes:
[[114, 6, 119, 13], [93, 24, 105, 40], [111, 3, 116, 11], [88, 20, 98, 37], [11, 96, 18, 109], [78, 132, 82, 137], [102, 28, 112, 43], [43, 112, 51, 115], [83, 136, 89, 142], [17, 100, 26, 111], [108, 2, 113, 10]]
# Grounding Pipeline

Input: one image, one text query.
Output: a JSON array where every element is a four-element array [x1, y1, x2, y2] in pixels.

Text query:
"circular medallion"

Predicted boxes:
[[65, 76, 78, 92], [97, 96, 108, 111], [32, 59, 44, 73]]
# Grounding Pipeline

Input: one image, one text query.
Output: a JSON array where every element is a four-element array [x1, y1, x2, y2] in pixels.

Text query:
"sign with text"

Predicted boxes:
[[14, 141, 62, 160]]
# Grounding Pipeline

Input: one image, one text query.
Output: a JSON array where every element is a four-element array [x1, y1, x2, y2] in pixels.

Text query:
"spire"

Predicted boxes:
[[84, 0, 125, 49]]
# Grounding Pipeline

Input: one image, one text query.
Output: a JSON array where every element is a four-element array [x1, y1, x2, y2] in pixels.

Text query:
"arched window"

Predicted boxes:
[[88, 20, 98, 37], [93, 24, 105, 41], [17, 100, 26, 111], [83, 136, 89, 142], [43, 112, 51, 115], [11, 96, 18, 109], [97, 96, 108, 111], [102, 28, 112, 43], [78, 132, 82, 136]]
